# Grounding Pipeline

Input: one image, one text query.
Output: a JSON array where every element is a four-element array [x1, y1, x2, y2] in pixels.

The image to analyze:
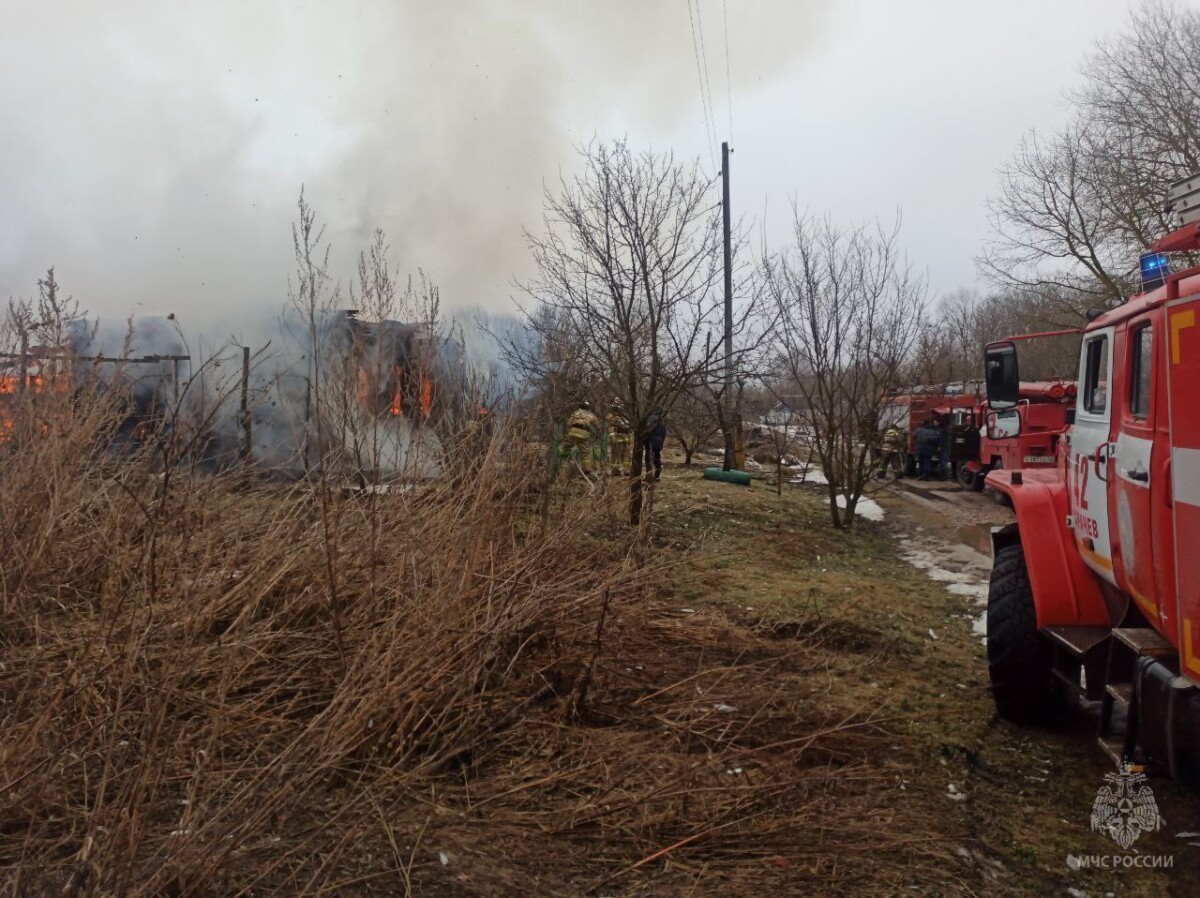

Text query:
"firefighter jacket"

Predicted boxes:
[[606, 409, 632, 444], [565, 407, 599, 443]]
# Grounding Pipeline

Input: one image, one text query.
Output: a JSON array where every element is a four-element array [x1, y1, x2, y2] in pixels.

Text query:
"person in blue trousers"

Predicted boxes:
[[914, 419, 942, 481], [936, 414, 951, 481]]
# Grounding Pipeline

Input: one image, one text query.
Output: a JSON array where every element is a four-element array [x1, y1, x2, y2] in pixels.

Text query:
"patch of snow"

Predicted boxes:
[[788, 480, 884, 518], [971, 614, 987, 638], [945, 582, 988, 602], [925, 567, 972, 584], [898, 538, 991, 642], [788, 465, 829, 486], [837, 494, 884, 521]]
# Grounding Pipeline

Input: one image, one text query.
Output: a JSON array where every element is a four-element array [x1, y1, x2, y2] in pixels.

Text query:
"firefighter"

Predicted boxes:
[[876, 424, 906, 480], [560, 400, 600, 477], [605, 398, 632, 475], [913, 418, 942, 481], [936, 414, 951, 481], [862, 413, 882, 470], [643, 410, 668, 481]]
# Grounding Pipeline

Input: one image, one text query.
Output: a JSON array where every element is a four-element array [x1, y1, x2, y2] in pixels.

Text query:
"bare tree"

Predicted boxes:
[[669, 387, 721, 467], [511, 141, 728, 524], [756, 399, 808, 497], [766, 212, 925, 529], [982, 2, 1200, 309]]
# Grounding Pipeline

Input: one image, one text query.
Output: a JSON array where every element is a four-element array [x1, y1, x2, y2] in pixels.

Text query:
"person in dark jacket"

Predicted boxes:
[[644, 411, 668, 481], [936, 414, 951, 481], [914, 419, 942, 481]]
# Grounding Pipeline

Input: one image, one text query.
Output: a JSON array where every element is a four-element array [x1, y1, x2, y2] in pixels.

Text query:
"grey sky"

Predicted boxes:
[[0, 0, 1152, 330]]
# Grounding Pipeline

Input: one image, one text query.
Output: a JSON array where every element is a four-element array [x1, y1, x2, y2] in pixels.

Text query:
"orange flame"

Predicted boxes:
[[419, 375, 432, 418], [390, 366, 404, 416]]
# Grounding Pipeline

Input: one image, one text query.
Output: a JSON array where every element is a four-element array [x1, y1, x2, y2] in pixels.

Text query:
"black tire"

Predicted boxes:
[[986, 542, 1056, 724], [957, 464, 979, 491], [971, 467, 987, 491]]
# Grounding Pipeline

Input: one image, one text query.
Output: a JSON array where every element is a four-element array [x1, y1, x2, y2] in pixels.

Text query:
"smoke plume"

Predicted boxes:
[[1, 1, 830, 325]]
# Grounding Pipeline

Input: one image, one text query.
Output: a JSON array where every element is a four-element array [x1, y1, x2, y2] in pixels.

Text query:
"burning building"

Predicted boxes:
[[1, 309, 448, 480]]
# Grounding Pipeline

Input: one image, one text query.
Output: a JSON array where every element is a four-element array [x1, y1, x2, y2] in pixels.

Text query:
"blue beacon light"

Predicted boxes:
[[1139, 251, 1171, 291]]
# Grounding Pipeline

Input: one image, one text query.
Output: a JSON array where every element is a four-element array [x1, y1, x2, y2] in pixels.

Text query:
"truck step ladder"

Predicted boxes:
[[1097, 627, 1177, 765], [1043, 626, 1111, 702]]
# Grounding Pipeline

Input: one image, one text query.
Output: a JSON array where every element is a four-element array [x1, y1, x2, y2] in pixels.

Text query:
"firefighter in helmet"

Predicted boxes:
[[876, 424, 906, 480], [605, 398, 632, 475], [560, 399, 600, 477]]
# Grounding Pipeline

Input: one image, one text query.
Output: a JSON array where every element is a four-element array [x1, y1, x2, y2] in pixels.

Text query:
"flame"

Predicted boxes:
[[419, 375, 432, 418], [0, 369, 70, 441], [390, 366, 404, 416]]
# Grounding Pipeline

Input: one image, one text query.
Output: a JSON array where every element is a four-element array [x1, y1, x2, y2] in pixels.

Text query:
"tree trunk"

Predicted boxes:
[[676, 435, 695, 467], [722, 426, 735, 471], [777, 456, 783, 496], [825, 482, 845, 529], [843, 492, 859, 527], [629, 435, 645, 525]]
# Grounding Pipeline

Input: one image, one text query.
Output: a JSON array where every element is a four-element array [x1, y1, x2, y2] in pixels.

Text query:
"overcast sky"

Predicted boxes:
[[0, 0, 1155, 332]]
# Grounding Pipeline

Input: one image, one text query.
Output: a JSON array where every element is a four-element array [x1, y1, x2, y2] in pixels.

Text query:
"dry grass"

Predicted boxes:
[[0, 378, 971, 896]]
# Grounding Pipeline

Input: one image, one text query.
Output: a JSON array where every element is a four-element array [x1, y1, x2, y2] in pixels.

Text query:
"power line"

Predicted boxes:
[[694, 0, 721, 148], [686, 0, 718, 168], [722, 0, 733, 142]]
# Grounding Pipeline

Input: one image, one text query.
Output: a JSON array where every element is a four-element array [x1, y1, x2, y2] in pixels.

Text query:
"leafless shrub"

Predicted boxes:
[[766, 212, 924, 528], [982, 1, 1200, 310]]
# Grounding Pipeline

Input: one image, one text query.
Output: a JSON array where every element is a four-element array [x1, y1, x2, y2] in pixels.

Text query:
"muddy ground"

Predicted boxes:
[[647, 452, 1200, 896]]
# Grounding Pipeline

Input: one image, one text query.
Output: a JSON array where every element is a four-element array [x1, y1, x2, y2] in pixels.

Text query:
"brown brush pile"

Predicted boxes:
[[0, 373, 969, 895]]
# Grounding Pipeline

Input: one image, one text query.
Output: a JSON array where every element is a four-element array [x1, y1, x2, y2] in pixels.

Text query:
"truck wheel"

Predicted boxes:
[[957, 464, 981, 491], [986, 542, 1056, 724]]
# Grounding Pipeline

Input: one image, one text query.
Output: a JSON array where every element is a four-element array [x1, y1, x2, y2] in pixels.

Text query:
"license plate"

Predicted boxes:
[[1023, 455, 1054, 464]]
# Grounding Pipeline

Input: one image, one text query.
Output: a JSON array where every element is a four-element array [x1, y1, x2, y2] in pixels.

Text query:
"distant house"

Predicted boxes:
[[761, 395, 808, 426]]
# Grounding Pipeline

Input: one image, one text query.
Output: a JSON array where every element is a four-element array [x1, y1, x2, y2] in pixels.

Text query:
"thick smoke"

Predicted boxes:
[[0, 1, 831, 324]]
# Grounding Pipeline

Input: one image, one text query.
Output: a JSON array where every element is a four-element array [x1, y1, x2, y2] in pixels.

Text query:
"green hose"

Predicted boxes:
[[702, 467, 752, 486]]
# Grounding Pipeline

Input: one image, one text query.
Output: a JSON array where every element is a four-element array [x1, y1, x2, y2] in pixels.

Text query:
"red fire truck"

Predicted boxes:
[[883, 373, 1075, 487], [982, 171, 1200, 776], [952, 374, 1077, 492], [880, 384, 982, 476]]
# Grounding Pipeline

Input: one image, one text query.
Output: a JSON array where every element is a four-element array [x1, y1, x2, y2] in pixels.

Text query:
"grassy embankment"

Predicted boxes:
[[4, 409, 1194, 895], [653, 459, 1194, 897]]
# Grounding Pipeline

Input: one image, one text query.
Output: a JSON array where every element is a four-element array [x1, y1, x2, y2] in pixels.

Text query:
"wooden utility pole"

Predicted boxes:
[[721, 141, 735, 471]]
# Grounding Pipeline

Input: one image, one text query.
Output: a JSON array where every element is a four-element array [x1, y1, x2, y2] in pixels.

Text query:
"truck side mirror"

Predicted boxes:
[[987, 408, 1022, 440], [985, 341, 1019, 409]]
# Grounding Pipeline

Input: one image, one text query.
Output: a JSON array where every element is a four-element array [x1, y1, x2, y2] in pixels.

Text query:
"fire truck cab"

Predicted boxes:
[[983, 172, 1200, 776], [953, 377, 1077, 492]]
